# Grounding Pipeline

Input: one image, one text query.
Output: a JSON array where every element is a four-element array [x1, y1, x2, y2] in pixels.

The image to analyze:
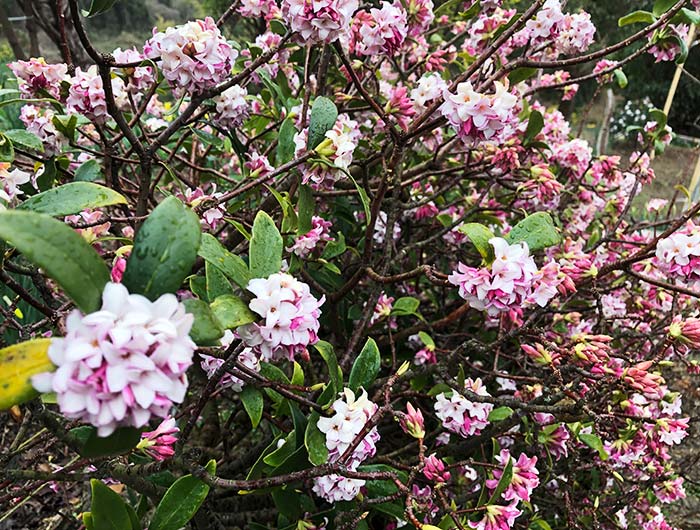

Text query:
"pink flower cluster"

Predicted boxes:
[[287, 216, 334, 257], [350, 2, 408, 56], [448, 238, 572, 316], [434, 378, 493, 438], [468, 503, 522, 530], [66, 66, 127, 124], [282, 0, 359, 44], [8, 57, 67, 99], [405, 0, 434, 37], [181, 185, 226, 229], [112, 47, 155, 95], [199, 331, 261, 391], [238, 273, 324, 361], [138, 416, 179, 461], [213, 85, 249, 129], [313, 388, 380, 502], [486, 449, 540, 502], [32, 282, 196, 437], [440, 82, 518, 144], [555, 11, 596, 55], [19, 105, 67, 155], [144, 17, 235, 95]]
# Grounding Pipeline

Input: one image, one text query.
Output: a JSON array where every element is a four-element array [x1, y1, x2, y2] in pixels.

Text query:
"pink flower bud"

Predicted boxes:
[[423, 453, 451, 483], [399, 402, 425, 439]]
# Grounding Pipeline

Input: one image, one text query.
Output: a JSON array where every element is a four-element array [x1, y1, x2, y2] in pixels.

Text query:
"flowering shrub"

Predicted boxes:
[[0, 1, 699, 529]]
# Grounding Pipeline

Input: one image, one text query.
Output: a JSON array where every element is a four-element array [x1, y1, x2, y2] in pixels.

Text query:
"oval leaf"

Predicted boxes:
[[183, 299, 224, 345], [210, 294, 256, 329], [0, 210, 109, 312], [305, 411, 329, 465], [307, 96, 338, 151], [69, 426, 141, 456], [122, 196, 201, 300], [0, 338, 53, 410], [149, 471, 212, 530], [5, 129, 44, 152], [506, 212, 560, 252], [198, 233, 251, 290], [18, 182, 127, 217], [249, 211, 282, 279], [348, 338, 381, 393], [240, 386, 264, 429], [458, 223, 496, 262], [89, 479, 132, 530]]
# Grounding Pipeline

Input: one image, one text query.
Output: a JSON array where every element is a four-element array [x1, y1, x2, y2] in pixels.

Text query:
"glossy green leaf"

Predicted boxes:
[[391, 296, 420, 316], [458, 223, 496, 262], [508, 67, 537, 85], [348, 337, 381, 393], [488, 457, 513, 504], [579, 432, 608, 460], [241, 386, 264, 429], [149, 461, 215, 530], [305, 411, 329, 465], [122, 196, 201, 300], [89, 479, 132, 530], [297, 184, 314, 235], [183, 299, 224, 345], [307, 96, 338, 150], [276, 117, 296, 165], [313, 340, 342, 393], [618, 10, 656, 26], [205, 262, 232, 300], [85, 0, 119, 17], [614, 69, 628, 89], [210, 294, 256, 329], [0, 210, 109, 312], [653, 0, 677, 16], [69, 426, 141, 458], [18, 183, 127, 217], [524, 110, 544, 145], [198, 233, 251, 290], [249, 211, 282, 278], [488, 406, 514, 422], [5, 129, 43, 152], [0, 133, 15, 162], [506, 212, 560, 252], [74, 158, 103, 182], [52, 115, 78, 142]]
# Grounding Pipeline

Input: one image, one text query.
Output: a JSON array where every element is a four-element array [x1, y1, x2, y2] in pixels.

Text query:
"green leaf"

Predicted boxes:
[[579, 432, 608, 460], [52, 114, 78, 142], [276, 117, 296, 165], [307, 96, 338, 150], [249, 211, 282, 278], [85, 0, 119, 17], [149, 465, 213, 530], [297, 184, 314, 235], [508, 67, 537, 85], [673, 32, 689, 64], [391, 296, 420, 316], [305, 411, 329, 465], [69, 426, 141, 458], [618, 10, 656, 26], [205, 262, 232, 300], [89, 479, 132, 530], [458, 223, 496, 262], [240, 386, 264, 429], [5, 129, 44, 152], [210, 294, 256, 329], [18, 183, 127, 217], [0, 132, 15, 162], [198, 233, 251, 290], [348, 338, 381, 393], [613, 69, 628, 89], [125, 502, 141, 530], [348, 174, 371, 222], [680, 7, 700, 25], [649, 109, 668, 130], [0, 210, 109, 312], [488, 457, 514, 504], [488, 406, 514, 422], [653, 0, 676, 16], [183, 299, 224, 345], [524, 110, 544, 145], [74, 158, 103, 182], [263, 430, 296, 466], [506, 212, 560, 252], [313, 340, 342, 392], [122, 197, 201, 300]]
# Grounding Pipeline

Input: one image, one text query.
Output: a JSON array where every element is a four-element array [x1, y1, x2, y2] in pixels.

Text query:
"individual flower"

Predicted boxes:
[[144, 17, 235, 95], [137, 416, 179, 461], [32, 282, 196, 437], [0, 164, 31, 203], [237, 272, 324, 361], [282, 0, 359, 44]]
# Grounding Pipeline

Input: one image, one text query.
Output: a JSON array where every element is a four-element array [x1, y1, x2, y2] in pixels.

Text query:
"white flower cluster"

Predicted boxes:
[[313, 388, 380, 502], [238, 273, 324, 361], [434, 378, 493, 438], [32, 282, 196, 437], [213, 85, 249, 129]]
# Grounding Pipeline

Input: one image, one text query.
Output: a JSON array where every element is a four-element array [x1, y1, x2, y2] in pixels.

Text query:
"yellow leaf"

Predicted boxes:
[[0, 338, 54, 410]]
